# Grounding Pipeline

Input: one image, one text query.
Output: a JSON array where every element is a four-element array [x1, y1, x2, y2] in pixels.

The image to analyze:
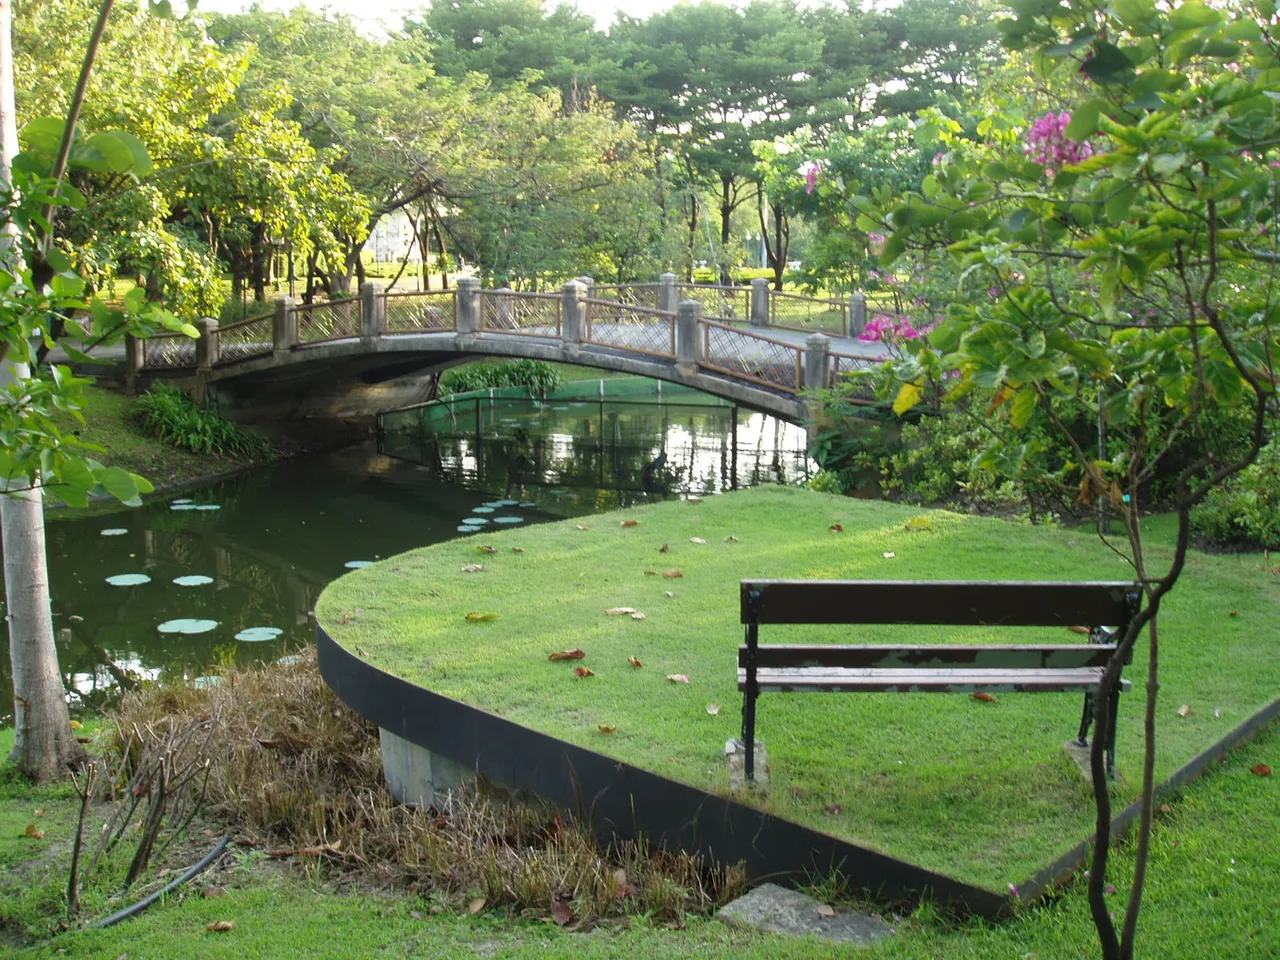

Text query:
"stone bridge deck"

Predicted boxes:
[[129, 277, 892, 424]]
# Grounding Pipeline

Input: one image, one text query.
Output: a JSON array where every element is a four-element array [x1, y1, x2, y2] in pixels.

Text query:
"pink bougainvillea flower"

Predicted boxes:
[[804, 161, 820, 195], [1024, 111, 1094, 175]]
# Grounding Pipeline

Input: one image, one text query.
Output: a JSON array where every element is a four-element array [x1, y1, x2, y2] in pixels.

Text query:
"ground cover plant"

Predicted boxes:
[[317, 486, 1280, 891], [137, 384, 274, 461]]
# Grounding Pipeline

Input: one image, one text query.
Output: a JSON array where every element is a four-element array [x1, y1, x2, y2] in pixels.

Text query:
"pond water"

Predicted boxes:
[[0, 384, 812, 723]]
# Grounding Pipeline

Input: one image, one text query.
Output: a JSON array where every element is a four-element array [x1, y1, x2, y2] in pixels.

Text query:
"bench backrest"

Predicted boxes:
[[737, 644, 1119, 670], [740, 580, 1139, 628]]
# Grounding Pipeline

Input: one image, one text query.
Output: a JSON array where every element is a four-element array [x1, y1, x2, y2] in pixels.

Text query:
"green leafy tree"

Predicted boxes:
[[846, 1, 1280, 955]]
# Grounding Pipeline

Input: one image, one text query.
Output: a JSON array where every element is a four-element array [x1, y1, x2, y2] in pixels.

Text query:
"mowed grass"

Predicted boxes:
[[317, 486, 1280, 890]]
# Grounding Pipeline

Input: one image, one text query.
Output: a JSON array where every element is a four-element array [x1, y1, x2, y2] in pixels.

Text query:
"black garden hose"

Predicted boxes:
[[91, 833, 230, 929]]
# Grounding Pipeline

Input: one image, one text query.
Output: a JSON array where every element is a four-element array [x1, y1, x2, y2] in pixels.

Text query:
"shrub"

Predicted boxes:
[[137, 384, 273, 459], [438, 359, 562, 397], [1190, 443, 1280, 550]]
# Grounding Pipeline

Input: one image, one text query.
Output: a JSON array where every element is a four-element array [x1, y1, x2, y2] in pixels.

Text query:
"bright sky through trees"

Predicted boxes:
[[195, 0, 687, 30]]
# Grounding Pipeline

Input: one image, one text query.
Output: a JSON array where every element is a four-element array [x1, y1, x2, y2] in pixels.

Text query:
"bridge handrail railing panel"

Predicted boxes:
[[582, 298, 676, 359], [591, 283, 660, 310], [699, 319, 803, 394], [677, 283, 750, 322], [141, 330, 195, 369], [769, 290, 848, 337], [828, 350, 886, 387], [480, 291, 561, 337], [293, 297, 362, 345], [383, 290, 458, 334], [216, 313, 274, 363]]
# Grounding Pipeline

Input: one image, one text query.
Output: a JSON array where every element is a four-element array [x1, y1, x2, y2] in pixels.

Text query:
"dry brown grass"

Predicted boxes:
[[105, 651, 745, 924]]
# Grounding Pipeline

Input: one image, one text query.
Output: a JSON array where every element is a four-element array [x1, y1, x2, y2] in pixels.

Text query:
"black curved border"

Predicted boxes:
[[316, 623, 1010, 917]]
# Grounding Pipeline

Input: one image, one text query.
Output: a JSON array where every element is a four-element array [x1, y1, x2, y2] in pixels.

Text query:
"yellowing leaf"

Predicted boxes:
[[1010, 387, 1038, 428], [606, 607, 637, 616], [667, 674, 690, 684], [475, 545, 497, 554], [621, 520, 639, 527], [893, 382, 923, 415], [597, 725, 617, 734], [905, 517, 932, 532], [465, 612, 500, 622]]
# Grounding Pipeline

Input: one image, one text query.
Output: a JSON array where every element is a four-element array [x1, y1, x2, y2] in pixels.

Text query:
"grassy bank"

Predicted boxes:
[[318, 486, 1280, 890], [56, 385, 264, 491], [3, 721, 1275, 958]]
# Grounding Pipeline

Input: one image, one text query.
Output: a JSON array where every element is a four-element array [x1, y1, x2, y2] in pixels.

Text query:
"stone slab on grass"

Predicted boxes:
[[717, 883, 892, 945]]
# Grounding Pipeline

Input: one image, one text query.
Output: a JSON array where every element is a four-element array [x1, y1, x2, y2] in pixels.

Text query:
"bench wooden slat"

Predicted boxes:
[[738, 644, 1118, 670], [740, 580, 1136, 627], [738, 666, 1129, 694]]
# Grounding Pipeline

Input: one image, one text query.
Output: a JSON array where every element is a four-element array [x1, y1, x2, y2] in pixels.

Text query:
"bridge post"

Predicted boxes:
[[750, 278, 771, 328], [676, 299, 702, 376], [561, 280, 585, 353], [658, 272, 678, 313], [849, 293, 867, 338], [274, 296, 297, 356], [575, 276, 595, 300], [124, 335, 143, 394], [360, 282, 384, 340], [457, 276, 481, 335], [803, 332, 831, 390], [195, 317, 219, 372]]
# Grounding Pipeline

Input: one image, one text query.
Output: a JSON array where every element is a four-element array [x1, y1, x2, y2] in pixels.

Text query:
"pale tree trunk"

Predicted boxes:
[[0, 0, 85, 779]]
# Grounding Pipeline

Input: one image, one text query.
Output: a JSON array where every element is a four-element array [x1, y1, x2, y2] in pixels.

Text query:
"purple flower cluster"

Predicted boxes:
[[858, 314, 937, 343], [1024, 112, 1094, 173]]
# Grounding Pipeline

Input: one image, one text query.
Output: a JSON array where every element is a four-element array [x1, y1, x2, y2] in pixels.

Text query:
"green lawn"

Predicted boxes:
[[7, 725, 1276, 959], [317, 486, 1280, 890]]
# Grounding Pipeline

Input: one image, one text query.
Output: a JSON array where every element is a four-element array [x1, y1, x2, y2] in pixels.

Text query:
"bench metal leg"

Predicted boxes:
[[1075, 691, 1093, 746], [1107, 687, 1121, 780], [742, 603, 761, 782]]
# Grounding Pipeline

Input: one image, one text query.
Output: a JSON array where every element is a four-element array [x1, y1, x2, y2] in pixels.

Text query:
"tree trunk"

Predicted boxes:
[[719, 174, 732, 286], [685, 191, 697, 283]]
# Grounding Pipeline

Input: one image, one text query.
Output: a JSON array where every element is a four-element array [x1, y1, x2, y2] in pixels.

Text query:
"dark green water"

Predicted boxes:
[[0, 392, 810, 724]]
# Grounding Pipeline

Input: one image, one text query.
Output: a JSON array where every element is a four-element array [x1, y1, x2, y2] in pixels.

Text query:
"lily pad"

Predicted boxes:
[[276, 654, 304, 667], [235, 626, 283, 642], [157, 618, 219, 634], [172, 498, 193, 504], [191, 676, 221, 689], [471, 506, 496, 514], [493, 499, 519, 506], [457, 525, 480, 533], [106, 573, 151, 587], [519, 502, 537, 508], [173, 575, 215, 587], [492, 516, 524, 524], [344, 560, 374, 569], [170, 504, 199, 511], [464, 517, 489, 525], [194, 504, 221, 511], [101, 528, 128, 537]]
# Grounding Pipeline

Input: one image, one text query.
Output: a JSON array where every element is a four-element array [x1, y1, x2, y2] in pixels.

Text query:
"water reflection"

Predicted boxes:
[[0, 391, 811, 723]]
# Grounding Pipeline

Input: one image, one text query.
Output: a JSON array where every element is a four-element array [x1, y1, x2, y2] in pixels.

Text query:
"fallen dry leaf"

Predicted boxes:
[[829, 524, 844, 533], [206, 921, 235, 932], [905, 517, 933, 532], [816, 904, 836, 919], [706, 703, 720, 715], [575, 667, 595, 678], [724, 535, 739, 542], [548, 649, 586, 662], [512, 547, 525, 553], [597, 725, 617, 734], [665, 591, 675, 598], [1158, 803, 1173, 815], [606, 607, 637, 616], [461, 564, 484, 573], [551, 901, 576, 926], [687, 496, 703, 503], [469, 898, 487, 915], [202, 886, 227, 898], [1229, 610, 1239, 617], [628, 656, 644, 668], [659, 543, 670, 553], [465, 612, 500, 622], [410, 910, 425, 920], [631, 612, 647, 620], [621, 520, 639, 527], [644, 570, 658, 575], [475, 545, 498, 554], [576, 524, 591, 531], [355, 647, 372, 658], [689, 537, 707, 544], [266, 841, 341, 858], [882, 551, 896, 559], [1176, 704, 1191, 718], [971, 692, 998, 703], [24, 824, 43, 839], [1068, 625, 1092, 635], [662, 569, 684, 579], [1252, 764, 1273, 776], [667, 674, 690, 684]]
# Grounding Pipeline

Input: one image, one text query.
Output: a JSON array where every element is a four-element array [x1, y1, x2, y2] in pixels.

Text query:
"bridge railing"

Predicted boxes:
[[141, 330, 196, 369], [770, 291, 848, 337], [678, 283, 750, 321], [217, 313, 274, 362], [480, 290, 562, 337], [583, 298, 676, 359], [384, 289, 457, 334], [828, 350, 884, 387], [592, 283, 661, 311], [295, 297, 361, 345], [699, 319, 803, 393]]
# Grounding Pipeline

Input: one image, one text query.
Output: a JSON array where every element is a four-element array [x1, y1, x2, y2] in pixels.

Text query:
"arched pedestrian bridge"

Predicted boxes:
[[130, 276, 889, 424]]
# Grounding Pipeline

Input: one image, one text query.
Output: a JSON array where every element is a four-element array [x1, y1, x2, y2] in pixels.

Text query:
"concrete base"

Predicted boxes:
[[726, 738, 769, 792], [379, 727, 474, 810], [718, 883, 892, 945]]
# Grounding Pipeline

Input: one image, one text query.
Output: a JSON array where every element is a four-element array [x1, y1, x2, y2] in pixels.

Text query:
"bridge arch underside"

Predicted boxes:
[[206, 334, 809, 426]]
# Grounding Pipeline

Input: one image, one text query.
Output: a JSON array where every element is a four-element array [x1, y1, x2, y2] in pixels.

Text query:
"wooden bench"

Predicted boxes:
[[737, 580, 1142, 781]]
